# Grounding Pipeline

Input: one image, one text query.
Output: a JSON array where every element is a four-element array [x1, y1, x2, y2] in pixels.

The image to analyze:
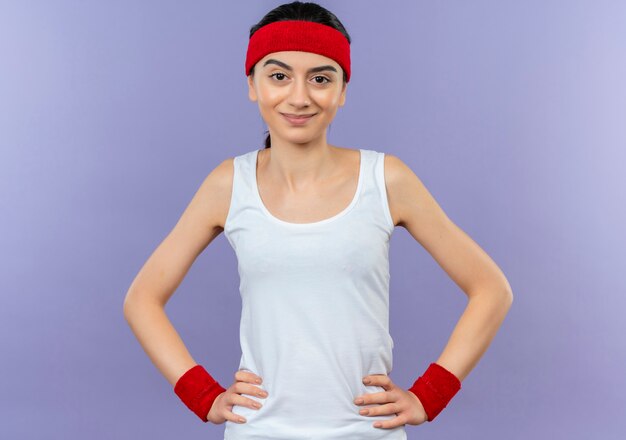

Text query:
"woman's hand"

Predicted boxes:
[[206, 370, 268, 424], [354, 374, 428, 429]]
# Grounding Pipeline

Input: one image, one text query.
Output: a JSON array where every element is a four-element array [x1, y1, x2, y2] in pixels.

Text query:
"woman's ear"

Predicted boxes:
[[248, 75, 258, 102]]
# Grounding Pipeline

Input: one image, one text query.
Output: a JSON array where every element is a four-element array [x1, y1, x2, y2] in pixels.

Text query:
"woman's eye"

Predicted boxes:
[[314, 76, 331, 84], [269, 73, 331, 84]]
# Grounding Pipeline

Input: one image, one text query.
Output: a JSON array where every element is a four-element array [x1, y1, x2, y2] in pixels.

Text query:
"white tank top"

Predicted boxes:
[[223, 148, 406, 440]]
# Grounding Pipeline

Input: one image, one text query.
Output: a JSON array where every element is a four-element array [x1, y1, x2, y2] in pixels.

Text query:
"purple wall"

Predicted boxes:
[[1, 1, 625, 438]]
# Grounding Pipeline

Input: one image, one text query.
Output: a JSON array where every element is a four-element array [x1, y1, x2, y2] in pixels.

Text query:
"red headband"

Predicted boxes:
[[245, 20, 351, 83]]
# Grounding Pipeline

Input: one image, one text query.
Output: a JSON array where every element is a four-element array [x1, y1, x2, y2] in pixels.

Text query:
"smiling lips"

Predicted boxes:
[[281, 112, 316, 125]]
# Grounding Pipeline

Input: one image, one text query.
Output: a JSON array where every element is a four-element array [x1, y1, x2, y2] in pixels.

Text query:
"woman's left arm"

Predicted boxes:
[[384, 154, 514, 382]]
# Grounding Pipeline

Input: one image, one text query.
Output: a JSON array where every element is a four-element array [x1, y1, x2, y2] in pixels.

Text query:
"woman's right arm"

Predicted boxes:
[[122, 157, 234, 387]]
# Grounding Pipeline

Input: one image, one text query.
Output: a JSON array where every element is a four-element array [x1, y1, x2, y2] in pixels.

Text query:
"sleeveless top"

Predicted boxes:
[[222, 148, 406, 440]]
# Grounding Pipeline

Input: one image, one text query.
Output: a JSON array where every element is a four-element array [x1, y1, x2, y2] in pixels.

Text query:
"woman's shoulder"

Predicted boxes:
[[335, 145, 393, 156], [231, 147, 260, 160], [333, 145, 389, 158]]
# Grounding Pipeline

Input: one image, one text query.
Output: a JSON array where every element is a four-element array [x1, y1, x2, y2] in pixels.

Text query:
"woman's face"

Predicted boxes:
[[248, 50, 347, 144]]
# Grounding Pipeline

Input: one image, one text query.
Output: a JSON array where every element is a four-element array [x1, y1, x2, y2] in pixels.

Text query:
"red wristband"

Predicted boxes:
[[408, 362, 461, 422], [174, 364, 227, 422]]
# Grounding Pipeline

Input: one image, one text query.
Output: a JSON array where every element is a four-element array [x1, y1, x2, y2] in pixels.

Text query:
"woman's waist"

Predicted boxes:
[[224, 390, 407, 440], [228, 364, 399, 426]]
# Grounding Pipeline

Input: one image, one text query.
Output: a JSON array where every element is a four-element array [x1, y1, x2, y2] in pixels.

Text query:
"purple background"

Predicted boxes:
[[1, 1, 625, 439]]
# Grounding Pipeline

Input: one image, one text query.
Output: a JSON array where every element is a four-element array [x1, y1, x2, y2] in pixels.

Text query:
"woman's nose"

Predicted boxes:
[[287, 79, 311, 107]]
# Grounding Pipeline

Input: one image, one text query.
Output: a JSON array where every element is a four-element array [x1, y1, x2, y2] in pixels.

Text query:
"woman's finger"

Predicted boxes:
[[371, 413, 406, 429], [358, 401, 399, 417], [234, 380, 269, 400], [234, 369, 263, 384], [363, 374, 394, 390], [231, 391, 264, 411], [223, 407, 248, 424]]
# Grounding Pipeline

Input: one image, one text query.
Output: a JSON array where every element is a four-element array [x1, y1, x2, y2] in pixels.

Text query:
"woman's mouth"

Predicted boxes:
[[281, 113, 316, 125]]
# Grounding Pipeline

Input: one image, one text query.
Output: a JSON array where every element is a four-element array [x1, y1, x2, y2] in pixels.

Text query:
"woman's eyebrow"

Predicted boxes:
[[263, 58, 337, 74]]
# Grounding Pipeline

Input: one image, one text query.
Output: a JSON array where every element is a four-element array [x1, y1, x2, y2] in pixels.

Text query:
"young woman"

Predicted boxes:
[[123, 2, 514, 439]]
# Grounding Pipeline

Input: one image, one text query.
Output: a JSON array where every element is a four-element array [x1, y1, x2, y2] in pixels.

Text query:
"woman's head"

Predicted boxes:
[[246, 1, 352, 149]]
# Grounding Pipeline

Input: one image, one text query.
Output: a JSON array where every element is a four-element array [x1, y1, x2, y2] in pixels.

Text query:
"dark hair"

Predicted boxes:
[[248, 1, 351, 148]]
